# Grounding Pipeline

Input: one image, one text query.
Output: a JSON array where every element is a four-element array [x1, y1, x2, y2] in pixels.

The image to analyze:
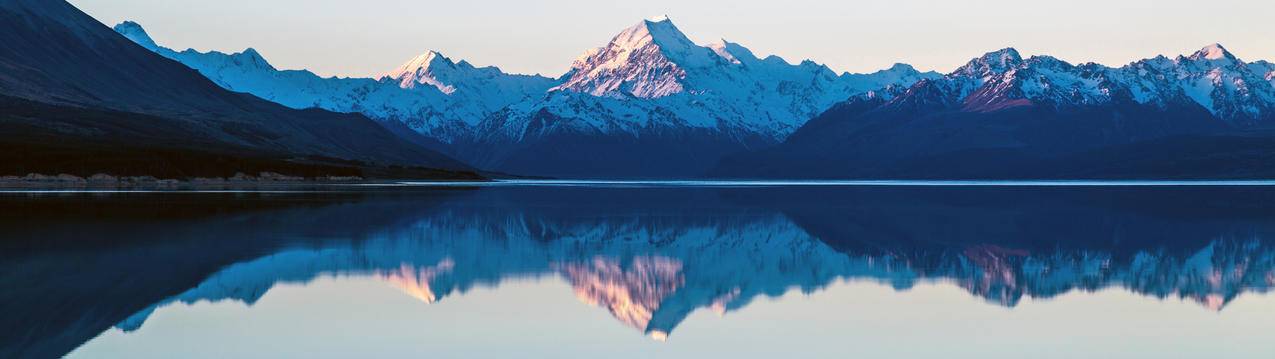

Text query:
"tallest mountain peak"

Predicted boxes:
[[390, 50, 454, 74], [385, 50, 461, 94], [613, 15, 694, 52], [553, 16, 713, 98]]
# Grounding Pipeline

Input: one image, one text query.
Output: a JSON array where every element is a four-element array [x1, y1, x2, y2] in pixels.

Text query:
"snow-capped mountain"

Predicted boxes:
[[550, 15, 703, 99], [717, 44, 1275, 179], [1129, 44, 1275, 124], [113, 21, 555, 144], [464, 17, 938, 176], [549, 17, 935, 118], [912, 44, 1275, 121], [382, 50, 558, 119], [116, 18, 937, 177], [116, 18, 1275, 179]]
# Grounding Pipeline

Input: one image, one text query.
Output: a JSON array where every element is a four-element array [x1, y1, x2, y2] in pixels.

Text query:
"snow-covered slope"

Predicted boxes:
[[113, 21, 556, 143], [716, 44, 1275, 179], [118, 19, 1275, 178], [117, 18, 934, 176], [383, 50, 558, 118], [463, 18, 938, 176], [504, 17, 938, 141], [1250, 60, 1275, 86], [902, 44, 1275, 122]]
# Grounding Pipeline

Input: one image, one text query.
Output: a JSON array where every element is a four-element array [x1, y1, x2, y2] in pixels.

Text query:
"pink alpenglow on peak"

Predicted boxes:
[[386, 50, 459, 94], [1194, 43, 1236, 61], [551, 17, 710, 98]]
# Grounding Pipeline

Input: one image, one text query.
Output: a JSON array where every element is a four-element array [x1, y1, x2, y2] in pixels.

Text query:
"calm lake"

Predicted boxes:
[[5, 181, 1275, 358]]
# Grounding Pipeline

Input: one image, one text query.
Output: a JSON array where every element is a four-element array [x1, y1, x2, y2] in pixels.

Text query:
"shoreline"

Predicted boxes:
[[7, 177, 1275, 191], [0, 172, 488, 189]]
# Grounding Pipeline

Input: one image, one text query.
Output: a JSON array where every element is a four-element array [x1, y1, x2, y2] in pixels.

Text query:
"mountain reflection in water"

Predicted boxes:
[[4, 184, 1275, 358]]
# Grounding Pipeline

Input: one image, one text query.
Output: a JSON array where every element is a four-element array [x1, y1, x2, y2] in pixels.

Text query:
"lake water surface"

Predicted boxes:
[[5, 181, 1275, 358]]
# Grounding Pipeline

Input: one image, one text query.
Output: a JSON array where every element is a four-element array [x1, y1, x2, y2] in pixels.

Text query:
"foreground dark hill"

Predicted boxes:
[[714, 47, 1275, 179], [0, 0, 475, 179]]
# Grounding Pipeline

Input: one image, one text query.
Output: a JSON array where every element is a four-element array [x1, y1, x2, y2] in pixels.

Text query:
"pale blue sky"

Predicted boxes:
[[70, 0, 1274, 78], [70, 277, 1275, 358]]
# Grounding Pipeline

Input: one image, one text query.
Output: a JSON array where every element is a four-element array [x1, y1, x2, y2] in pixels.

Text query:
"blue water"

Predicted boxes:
[[5, 181, 1275, 358], [397, 179, 1275, 187]]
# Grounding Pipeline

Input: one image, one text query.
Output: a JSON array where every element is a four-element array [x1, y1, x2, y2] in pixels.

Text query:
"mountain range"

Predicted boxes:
[[0, 0, 475, 180], [5, 0, 1274, 179], [115, 17, 938, 177], [117, 15, 1275, 178], [715, 45, 1275, 178]]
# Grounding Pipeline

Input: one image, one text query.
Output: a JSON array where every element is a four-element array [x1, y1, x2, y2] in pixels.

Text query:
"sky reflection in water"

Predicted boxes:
[[4, 183, 1275, 358]]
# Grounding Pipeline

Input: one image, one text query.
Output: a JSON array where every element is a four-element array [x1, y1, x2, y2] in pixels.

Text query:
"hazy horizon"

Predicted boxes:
[[70, 0, 1275, 79]]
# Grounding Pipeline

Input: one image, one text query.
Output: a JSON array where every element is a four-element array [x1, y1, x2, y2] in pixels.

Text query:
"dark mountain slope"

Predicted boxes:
[[0, 0, 475, 178], [715, 99, 1240, 179]]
